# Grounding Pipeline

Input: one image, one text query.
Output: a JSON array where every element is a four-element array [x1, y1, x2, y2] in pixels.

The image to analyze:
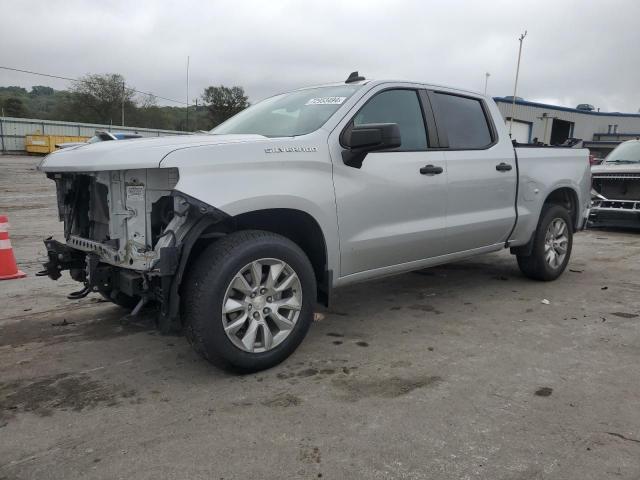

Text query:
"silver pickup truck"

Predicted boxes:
[[38, 73, 591, 371]]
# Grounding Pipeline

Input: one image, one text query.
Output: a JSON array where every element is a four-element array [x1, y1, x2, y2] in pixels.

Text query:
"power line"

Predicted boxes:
[[0, 65, 195, 106]]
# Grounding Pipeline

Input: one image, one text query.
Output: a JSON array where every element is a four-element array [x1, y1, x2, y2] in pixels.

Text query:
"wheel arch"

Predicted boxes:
[[185, 208, 331, 306], [511, 186, 579, 257], [543, 186, 580, 230]]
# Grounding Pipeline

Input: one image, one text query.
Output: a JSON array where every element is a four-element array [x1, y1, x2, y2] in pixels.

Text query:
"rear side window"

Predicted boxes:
[[353, 89, 428, 151], [432, 93, 493, 149]]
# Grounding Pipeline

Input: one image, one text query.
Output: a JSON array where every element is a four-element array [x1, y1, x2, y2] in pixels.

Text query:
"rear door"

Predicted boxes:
[[428, 91, 517, 253], [329, 87, 448, 276]]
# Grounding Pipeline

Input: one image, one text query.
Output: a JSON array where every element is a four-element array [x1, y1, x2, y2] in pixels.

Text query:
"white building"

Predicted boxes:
[[494, 97, 640, 158]]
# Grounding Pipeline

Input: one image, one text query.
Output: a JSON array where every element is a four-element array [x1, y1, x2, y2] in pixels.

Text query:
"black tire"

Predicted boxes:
[[100, 291, 140, 310], [183, 230, 316, 372], [517, 204, 573, 281]]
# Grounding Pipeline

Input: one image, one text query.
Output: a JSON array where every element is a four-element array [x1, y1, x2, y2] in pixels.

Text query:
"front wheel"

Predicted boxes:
[[517, 204, 573, 281], [183, 230, 316, 372]]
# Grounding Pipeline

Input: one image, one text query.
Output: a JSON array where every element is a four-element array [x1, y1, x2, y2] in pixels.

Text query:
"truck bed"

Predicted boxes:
[[508, 147, 591, 245]]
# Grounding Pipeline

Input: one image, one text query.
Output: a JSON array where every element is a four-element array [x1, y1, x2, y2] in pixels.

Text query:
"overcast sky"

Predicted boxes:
[[1, 0, 639, 112]]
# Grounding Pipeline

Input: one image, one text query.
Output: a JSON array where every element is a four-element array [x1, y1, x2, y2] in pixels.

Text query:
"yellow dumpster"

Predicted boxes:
[[25, 134, 89, 154]]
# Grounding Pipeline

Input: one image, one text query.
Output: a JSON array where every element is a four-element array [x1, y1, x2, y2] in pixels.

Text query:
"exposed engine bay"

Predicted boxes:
[[38, 168, 228, 331], [52, 168, 179, 269]]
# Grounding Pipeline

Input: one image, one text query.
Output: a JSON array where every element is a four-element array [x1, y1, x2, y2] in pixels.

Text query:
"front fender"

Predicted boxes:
[[160, 141, 340, 281]]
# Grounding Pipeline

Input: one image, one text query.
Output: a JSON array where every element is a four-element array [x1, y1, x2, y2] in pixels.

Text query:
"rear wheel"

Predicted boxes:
[[183, 230, 316, 372], [517, 204, 573, 281]]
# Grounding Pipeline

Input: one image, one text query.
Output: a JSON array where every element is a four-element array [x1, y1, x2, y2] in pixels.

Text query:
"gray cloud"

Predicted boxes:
[[1, 0, 639, 112]]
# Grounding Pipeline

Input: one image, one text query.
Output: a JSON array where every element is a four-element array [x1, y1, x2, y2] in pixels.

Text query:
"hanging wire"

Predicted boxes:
[[0, 65, 195, 106]]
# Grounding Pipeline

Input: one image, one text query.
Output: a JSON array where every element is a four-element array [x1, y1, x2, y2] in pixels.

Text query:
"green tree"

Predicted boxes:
[[0, 86, 28, 96], [0, 77, 241, 129], [201, 86, 249, 127], [3, 97, 27, 117], [30, 85, 54, 96], [68, 73, 136, 124]]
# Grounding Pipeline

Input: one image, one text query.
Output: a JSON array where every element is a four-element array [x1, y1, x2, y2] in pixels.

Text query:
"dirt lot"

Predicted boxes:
[[1, 154, 639, 480]]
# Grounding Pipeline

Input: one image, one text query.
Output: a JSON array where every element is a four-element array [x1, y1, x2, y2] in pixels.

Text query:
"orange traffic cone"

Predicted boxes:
[[0, 215, 26, 280]]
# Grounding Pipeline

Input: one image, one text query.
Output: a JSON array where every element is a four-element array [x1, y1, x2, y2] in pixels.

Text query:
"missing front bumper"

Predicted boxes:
[[38, 192, 231, 333], [38, 238, 146, 298], [589, 201, 640, 228]]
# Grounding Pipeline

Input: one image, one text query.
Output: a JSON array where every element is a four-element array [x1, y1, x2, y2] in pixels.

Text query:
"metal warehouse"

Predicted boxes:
[[494, 97, 640, 158]]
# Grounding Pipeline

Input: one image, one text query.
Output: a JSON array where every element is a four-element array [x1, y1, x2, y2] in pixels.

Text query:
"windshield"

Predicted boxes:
[[211, 85, 360, 137], [605, 140, 640, 164]]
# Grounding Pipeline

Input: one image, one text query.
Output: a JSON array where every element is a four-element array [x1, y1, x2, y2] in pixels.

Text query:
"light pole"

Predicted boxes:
[[509, 30, 527, 137], [121, 81, 125, 127], [484, 72, 491, 95]]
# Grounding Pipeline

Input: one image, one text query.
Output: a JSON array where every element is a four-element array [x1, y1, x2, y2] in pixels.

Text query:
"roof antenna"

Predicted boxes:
[[345, 71, 365, 84], [509, 30, 527, 138]]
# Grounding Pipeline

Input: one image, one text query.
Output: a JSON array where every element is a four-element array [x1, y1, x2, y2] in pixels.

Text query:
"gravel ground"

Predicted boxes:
[[1, 154, 639, 480]]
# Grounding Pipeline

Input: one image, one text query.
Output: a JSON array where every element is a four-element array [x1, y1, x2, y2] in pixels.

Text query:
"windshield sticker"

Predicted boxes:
[[305, 96, 347, 106]]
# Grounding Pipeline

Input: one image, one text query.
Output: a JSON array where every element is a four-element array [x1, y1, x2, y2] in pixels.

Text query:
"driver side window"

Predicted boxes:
[[354, 89, 428, 151]]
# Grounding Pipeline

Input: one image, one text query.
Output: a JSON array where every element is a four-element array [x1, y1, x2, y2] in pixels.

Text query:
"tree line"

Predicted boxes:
[[0, 73, 250, 131]]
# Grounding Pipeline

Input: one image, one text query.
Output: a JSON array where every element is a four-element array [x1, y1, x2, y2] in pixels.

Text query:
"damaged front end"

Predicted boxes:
[[590, 172, 640, 228], [38, 168, 228, 331]]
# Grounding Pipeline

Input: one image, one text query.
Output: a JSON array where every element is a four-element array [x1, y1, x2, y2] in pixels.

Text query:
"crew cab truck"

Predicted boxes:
[[38, 73, 591, 371]]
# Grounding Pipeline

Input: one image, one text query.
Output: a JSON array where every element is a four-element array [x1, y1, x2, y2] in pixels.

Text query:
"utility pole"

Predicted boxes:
[[484, 72, 491, 95], [186, 56, 190, 131], [121, 81, 125, 127], [509, 30, 527, 137]]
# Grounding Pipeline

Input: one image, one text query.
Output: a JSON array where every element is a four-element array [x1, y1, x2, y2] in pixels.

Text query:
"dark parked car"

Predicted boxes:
[[590, 139, 640, 228]]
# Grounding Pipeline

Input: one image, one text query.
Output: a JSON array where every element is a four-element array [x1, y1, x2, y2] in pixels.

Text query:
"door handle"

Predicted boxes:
[[496, 162, 513, 172], [420, 164, 443, 175]]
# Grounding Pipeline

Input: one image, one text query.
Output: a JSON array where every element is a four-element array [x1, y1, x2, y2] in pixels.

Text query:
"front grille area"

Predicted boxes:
[[592, 175, 640, 201]]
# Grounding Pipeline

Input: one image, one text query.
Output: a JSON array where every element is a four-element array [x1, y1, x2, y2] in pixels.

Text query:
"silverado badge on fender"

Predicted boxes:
[[264, 146, 318, 153]]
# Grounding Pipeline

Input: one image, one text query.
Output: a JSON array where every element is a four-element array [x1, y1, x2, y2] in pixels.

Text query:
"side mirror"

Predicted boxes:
[[341, 123, 401, 168]]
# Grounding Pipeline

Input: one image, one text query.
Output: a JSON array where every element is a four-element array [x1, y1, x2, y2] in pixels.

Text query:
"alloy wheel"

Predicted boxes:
[[221, 258, 302, 353], [544, 218, 569, 269]]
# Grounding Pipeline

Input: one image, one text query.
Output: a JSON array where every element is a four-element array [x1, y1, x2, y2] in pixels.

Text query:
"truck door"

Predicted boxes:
[[428, 91, 517, 253], [329, 87, 448, 277]]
